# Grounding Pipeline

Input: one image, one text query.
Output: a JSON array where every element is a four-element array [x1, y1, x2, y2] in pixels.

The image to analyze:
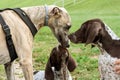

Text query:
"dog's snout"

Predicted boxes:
[[67, 23, 71, 27], [66, 44, 70, 48], [68, 34, 72, 40], [63, 39, 70, 48], [64, 37, 70, 48], [68, 34, 74, 41], [59, 40, 70, 48], [68, 34, 79, 43]]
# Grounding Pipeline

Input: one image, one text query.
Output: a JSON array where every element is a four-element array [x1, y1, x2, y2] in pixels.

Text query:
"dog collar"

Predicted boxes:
[[44, 5, 49, 26]]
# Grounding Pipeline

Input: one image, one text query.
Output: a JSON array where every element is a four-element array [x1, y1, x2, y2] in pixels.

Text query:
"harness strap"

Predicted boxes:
[[0, 8, 37, 37], [12, 8, 37, 37], [0, 14, 18, 62], [0, 8, 37, 62]]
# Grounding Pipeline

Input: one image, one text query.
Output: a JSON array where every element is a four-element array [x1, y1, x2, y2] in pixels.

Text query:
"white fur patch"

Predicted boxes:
[[33, 70, 45, 80], [56, 45, 59, 52], [34, 67, 72, 80], [99, 51, 120, 80], [98, 23, 120, 80], [52, 67, 72, 80], [104, 24, 120, 40]]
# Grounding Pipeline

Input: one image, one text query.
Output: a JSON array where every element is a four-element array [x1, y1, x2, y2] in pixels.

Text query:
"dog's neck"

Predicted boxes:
[[98, 24, 120, 58], [22, 5, 55, 30]]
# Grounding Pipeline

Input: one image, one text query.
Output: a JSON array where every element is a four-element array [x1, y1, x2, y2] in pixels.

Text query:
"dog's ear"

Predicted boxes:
[[50, 7, 62, 18], [45, 58, 54, 80], [49, 48, 57, 66], [67, 56, 77, 72], [45, 47, 58, 80], [85, 22, 102, 44]]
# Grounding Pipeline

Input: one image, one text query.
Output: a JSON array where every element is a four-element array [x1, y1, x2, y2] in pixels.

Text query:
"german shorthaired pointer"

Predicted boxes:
[[34, 45, 77, 80], [69, 18, 120, 80]]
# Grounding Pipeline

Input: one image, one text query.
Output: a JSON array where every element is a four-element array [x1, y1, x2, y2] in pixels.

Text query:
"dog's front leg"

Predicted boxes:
[[19, 57, 33, 80], [4, 62, 15, 80]]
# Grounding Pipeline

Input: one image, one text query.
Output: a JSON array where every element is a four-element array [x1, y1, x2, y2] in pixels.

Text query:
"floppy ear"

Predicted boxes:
[[67, 56, 77, 72], [50, 7, 61, 18], [85, 22, 102, 44], [49, 48, 57, 66], [45, 58, 54, 80], [45, 48, 57, 80]]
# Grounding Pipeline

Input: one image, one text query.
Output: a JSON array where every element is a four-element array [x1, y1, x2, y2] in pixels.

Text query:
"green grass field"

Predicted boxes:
[[0, 0, 120, 80]]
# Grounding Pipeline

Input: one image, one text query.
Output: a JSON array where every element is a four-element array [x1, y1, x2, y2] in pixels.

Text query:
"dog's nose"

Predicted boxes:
[[68, 34, 72, 40], [66, 44, 70, 48], [61, 42, 70, 48]]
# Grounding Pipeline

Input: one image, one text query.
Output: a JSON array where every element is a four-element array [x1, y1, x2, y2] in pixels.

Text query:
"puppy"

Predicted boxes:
[[34, 45, 77, 80]]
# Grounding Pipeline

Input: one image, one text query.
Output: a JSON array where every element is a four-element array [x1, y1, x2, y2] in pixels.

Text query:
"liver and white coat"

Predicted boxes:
[[34, 45, 77, 80], [69, 19, 120, 80]]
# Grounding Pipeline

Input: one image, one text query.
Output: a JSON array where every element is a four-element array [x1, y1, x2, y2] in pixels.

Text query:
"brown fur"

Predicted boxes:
[[69, 18, 120, 58], [45, 45, 77, 80]]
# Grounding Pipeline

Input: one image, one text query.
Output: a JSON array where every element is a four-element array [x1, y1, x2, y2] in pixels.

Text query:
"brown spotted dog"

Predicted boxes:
[[34, 45, 77, 80], [45, 45, 77, 80], [69, 18, 120, 80]]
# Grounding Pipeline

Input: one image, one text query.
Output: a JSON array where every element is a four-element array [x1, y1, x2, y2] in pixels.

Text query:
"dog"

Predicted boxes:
[[69, 18, 120, 80], [34, 45, 77, 80], [0, 5, 71, 80]]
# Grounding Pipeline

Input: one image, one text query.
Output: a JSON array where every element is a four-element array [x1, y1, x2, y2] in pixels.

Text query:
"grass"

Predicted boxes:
[[0, 0, 120, 80]]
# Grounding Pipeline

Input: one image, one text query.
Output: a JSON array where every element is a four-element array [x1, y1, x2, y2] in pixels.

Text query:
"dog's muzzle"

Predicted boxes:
[[58, 35, 70, 48]]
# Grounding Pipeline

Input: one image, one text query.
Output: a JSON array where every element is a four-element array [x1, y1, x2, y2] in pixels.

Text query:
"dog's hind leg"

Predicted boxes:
[[4, 62, 15, 80]]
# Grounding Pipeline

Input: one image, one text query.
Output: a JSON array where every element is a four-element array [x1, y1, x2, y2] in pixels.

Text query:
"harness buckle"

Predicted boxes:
[[3, 25, 13, 46], [0, 13, 18, 62], [3, 25, 11, 36]]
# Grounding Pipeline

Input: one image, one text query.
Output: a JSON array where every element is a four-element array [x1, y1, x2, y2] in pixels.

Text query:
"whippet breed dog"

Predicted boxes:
[[69, 19, 120, 80], [0, 5, 71, 80], [34, 45, 77, 80]]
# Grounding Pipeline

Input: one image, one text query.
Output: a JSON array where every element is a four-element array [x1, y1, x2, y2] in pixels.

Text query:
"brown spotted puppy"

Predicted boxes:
[[45, 45, 77, 80], [34, 45, 77, 80], [69, 18, 120, 80]]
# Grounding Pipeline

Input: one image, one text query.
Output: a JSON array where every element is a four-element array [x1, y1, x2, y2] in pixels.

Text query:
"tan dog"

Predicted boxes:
[[0, 5, 71, 80]]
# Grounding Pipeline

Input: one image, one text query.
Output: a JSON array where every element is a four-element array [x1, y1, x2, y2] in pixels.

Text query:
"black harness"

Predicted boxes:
[[0, 8, 37, 62]]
